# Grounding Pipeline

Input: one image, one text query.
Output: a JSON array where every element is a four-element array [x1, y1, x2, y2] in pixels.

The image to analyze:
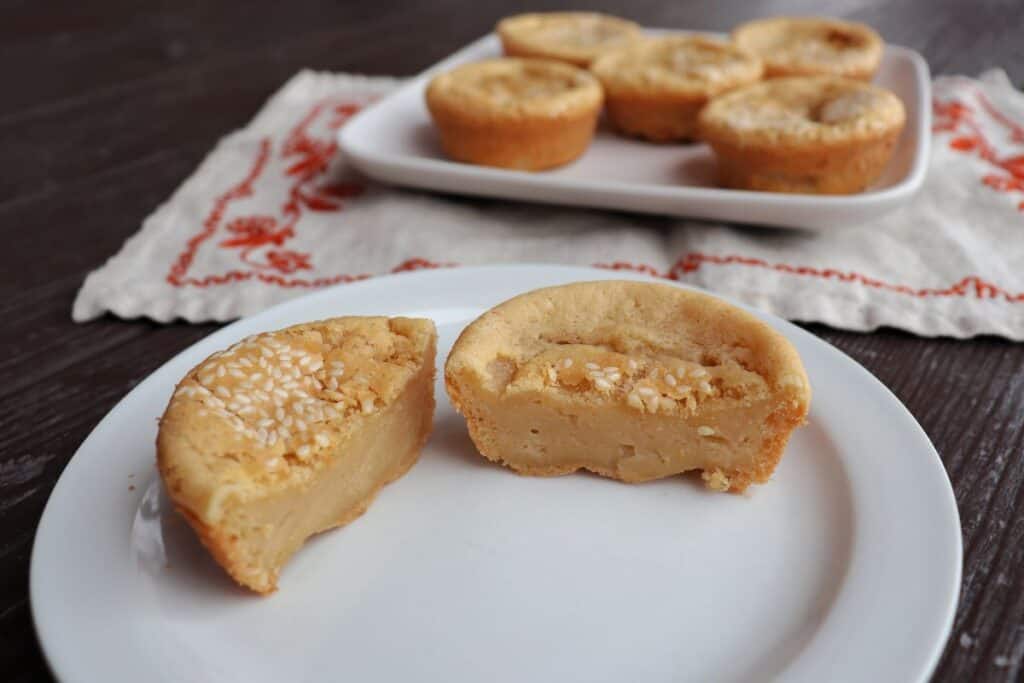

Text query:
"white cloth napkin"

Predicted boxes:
[[73, 69, 1024, 339]]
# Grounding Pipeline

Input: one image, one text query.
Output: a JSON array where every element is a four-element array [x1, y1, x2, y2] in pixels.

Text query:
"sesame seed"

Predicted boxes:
[[547, 367, 557, 382], [665, 374, 677, 386], [200, 373, 214, 384], [315, 433, 330, 447], [603, 366, 618, 374], [296, 419, 308, 432], [638, 387, 656, 397], [697, 426, 715, 436], [258, 418, 274, 428], [562, 358, 573, 368], [251, 372, 263, 382], [228, 402, 241, 412], [699, 381, 712, 394], [594, 378, 612, 390], [253, 391, 270, 402], [239, 358, 253, 367], [216, 386, 231, 398], [236, 394, 252, 404], [360, 397, 375, 414], [229, 369, 244, 379], [278, 428, 291, 441], [267, 431, 278, 446], [328, 377, 338, 391], [216, 366, 226, 377], [627, 392, 644, 409], [257, 428, 268, 442], [297, 445, 311, 458], [627, 359, 638, 371], [644, 394, 660, 413], [239, 405, 256, 415], [273, 388, 288, 398], [263, 378, 274, 392], [309, 358, 323, 372], [585, 362, 599, 370], [692, 368, 709, 378], [258, 357, 268, 368], [298, 356, 311, 366], [283, 416, 293, 427], [276, 407, 285, 421], [198, 409, 208, 417]]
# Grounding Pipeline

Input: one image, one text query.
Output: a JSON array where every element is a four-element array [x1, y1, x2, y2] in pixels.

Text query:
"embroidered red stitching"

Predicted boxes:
[[168, 98, 367, 287], [596, 255, 1024, 302], [934, 89, 1024, 210], [167, 139, 273, 286]]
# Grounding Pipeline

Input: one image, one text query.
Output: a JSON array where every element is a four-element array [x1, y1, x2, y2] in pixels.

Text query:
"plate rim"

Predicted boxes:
[[31, 264, 961, 682], [338, 31, 932, 228]]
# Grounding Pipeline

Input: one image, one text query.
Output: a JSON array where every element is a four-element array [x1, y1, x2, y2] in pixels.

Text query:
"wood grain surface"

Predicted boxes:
[[2, 0, 1022, 680]]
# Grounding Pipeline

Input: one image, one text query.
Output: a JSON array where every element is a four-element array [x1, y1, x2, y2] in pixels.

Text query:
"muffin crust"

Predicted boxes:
[[732, 16, 883, 80], [591, 35, 764, 142], [497, 12, 642, 67]]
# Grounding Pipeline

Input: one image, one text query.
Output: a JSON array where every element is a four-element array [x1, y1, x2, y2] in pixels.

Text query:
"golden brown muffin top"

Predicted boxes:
[[158, 317, 435, 520], [497, 12, 642, 66], [732, 16, 883, 78], [591, 35, 763, 97], [446, 281, 810, 418], [699, 76, 905, 146], [426, 58, 602, 122]]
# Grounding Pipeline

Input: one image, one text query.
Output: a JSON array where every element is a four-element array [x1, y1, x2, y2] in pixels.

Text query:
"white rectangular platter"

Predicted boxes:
[[339, 30, 931, 230]]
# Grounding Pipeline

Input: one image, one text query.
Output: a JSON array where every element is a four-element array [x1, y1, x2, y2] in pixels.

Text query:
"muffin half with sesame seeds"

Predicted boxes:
[[445, 281, 810, 493], [157, 316, 436, 594]]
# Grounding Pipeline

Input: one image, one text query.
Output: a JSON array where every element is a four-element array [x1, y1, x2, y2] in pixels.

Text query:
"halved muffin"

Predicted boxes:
[[698, 76, 905, 194], [497, 12, 642, 67], [158, 317, 436, 594], [590, 35, 763, 142], [445, 281, 810, 493], [425, 57, 603, 170], [732, 16, 883, 80]]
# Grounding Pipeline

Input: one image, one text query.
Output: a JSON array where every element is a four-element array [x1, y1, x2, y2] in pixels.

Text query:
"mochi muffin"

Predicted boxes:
[[158, 317, 436, 593], [445, 281, 810, 492]]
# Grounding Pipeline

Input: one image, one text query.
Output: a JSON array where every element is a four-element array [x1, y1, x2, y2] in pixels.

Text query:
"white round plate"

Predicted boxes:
[[32, 265, 961, 683]]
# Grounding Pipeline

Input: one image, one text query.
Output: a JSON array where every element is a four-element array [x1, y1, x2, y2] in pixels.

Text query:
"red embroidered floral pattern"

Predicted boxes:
[[167, 98, 369, 287], [934, 89, 1024, 211]]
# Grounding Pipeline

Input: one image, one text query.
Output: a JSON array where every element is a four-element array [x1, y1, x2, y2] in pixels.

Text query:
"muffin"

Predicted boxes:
[[698, 76, 905, 194], [445, 281, 811, 493], [732, 16, 883, 80], [158, 317, 437, 594], [497, 12, 642, 67], [590, 35, 763, 142], [425, 57, 603, 171]]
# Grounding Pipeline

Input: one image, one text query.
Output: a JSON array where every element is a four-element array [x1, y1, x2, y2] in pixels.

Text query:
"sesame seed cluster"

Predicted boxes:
[[173, 329, 393, 470], [541, 352, 720, 425]]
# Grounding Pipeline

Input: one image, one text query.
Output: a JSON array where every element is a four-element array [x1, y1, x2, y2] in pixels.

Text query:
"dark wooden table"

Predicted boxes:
[[3, 1, 1023, 680]]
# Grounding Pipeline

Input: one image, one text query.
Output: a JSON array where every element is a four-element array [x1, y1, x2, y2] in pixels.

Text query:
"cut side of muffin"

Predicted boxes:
[[497, 12, 642, 67], [698, 76, 905, 194], [445, 281, 810, 493], [158, 317, 437, 594], [425, 57, 603, 170], [590, 35, 763, 142], [732, 16, 883, 80]]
